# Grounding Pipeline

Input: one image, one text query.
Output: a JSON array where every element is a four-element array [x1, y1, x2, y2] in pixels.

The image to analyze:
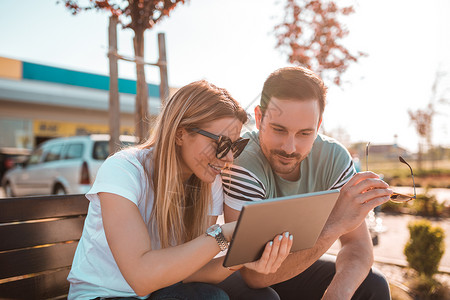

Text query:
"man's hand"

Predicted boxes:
[[327, 171, 392, 236]]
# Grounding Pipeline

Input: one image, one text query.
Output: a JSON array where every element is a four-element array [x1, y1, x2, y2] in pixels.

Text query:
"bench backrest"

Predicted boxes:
[[0, 194, 89, 299]]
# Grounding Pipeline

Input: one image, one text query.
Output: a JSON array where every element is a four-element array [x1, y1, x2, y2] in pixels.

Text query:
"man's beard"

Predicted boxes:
[[270, 149, 301, 160], [268, 149, 304, 175]]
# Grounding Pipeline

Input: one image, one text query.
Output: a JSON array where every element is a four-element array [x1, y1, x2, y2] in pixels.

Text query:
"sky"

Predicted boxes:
[[1, 0, 449, 153]]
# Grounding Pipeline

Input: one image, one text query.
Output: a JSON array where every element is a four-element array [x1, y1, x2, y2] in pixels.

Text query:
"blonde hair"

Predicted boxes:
[[139, 80, 247, 248]]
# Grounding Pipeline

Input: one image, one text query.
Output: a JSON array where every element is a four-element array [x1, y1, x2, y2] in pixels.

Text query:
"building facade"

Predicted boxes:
[[0, 56, 162, 149]]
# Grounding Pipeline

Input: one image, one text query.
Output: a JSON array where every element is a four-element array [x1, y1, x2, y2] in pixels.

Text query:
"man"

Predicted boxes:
[[220, 67, 392, 299]]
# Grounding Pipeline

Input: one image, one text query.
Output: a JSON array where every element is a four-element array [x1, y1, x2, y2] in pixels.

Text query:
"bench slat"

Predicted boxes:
[[0, 194, 89, 223], [0, 242, 78, 280], [0, 268, 71, 299], [0, 194, 89, 298], [0, 216, 85, 251]]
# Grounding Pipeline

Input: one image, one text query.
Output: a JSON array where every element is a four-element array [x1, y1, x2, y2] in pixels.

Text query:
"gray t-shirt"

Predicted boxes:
[[222, 131, 356, 211]]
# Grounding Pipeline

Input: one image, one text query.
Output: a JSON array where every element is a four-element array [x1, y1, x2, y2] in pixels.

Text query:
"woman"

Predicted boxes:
[[68, 80, 293, 299]]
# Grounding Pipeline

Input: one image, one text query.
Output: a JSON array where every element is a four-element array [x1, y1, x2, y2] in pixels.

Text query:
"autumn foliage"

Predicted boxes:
[[62, 0, 185, 31], [275, 0, 365, 85]]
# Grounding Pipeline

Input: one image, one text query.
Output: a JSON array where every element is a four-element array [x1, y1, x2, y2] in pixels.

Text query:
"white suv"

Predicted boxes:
[[2, 135, 136, 197]]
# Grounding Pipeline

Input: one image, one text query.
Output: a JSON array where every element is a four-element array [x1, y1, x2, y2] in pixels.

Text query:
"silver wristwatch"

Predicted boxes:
[[206, 224, 229, 251]]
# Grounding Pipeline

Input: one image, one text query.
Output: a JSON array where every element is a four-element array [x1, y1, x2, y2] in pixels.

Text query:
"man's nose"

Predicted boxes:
[[280, 135, 296, 154]]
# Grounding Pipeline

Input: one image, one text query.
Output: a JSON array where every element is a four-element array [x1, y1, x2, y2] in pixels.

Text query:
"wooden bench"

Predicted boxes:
[[0, 194, 89, 299]]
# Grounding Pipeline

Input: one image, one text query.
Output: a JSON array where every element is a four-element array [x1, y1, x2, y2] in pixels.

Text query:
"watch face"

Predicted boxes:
[[206, 224, 220, 236]]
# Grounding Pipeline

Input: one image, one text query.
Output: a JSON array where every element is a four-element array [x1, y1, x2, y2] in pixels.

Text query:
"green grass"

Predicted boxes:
[[362, 157, 450, 188]]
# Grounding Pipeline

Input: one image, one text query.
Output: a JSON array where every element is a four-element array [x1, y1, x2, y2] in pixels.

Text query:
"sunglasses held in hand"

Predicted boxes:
[[191, 128, 250, 159], [365, 142, 416, 203]]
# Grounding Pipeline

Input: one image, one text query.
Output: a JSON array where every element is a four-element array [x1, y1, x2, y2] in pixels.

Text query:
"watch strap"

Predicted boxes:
[[214, 229, 229, 251]]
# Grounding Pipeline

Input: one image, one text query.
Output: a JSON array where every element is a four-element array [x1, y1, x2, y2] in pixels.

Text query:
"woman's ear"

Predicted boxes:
[[175, 128, 184, 146]]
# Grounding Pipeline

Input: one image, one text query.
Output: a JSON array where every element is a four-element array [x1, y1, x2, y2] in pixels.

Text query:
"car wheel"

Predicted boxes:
[[4, 182, 15, 197], [53, 184, 66, 195]]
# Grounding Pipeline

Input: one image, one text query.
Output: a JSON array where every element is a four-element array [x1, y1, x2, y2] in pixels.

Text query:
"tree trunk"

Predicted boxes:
[[133, 27, 149, 143], [158, 33, 169, 105], [417, 141, 423, 170], [108, 15, 120, 154]]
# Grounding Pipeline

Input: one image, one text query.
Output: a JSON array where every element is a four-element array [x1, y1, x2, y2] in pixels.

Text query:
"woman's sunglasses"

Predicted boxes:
[[191, 128, 250, 159], [366, 142, 416, 203]]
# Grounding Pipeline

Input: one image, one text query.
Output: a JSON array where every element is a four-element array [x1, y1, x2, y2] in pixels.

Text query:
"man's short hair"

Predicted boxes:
[[260, 66, 327, 116]]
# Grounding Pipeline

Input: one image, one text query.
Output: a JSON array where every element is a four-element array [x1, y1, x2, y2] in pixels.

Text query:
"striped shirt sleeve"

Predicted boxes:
[[329, 159, 356, 190], [221, 165, 266, 211]]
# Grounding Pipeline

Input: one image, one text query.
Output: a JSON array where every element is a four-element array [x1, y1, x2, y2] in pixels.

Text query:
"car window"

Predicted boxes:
[[122, 141, 135, 147], [27, 148, 44, 165], [64, 144, 84, 159], [92, 141, 135, 160], [93, 141, 109, 160], [44, 144, 63, 162]]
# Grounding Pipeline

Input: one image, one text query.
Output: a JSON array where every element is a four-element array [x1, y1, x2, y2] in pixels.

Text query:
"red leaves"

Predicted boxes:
[[274, 0, 365, 86], [62, 1, 82, 15], [61, 0, 186, 30], [124, 0, 186, 31], [95, 0, 110, 8], [409, 105, 433, 138]]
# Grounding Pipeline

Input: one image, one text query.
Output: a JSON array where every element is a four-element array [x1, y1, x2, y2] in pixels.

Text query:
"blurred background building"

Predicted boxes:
[[0, 56, 163, 149]]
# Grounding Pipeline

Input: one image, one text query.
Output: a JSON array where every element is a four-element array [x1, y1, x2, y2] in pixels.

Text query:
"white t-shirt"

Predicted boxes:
[[67, 148, 224, 299]]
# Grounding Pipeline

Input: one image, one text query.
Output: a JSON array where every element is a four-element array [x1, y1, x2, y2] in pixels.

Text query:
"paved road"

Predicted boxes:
[[328, 212, 450, 273]]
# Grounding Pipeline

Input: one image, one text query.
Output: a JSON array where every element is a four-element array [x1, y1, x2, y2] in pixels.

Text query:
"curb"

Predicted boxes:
[[326, 250, 450, 274], [373, 255, 450, 275]]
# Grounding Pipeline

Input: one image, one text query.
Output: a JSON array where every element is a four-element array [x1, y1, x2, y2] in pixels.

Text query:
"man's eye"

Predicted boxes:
[[272, 127, 284, 132]]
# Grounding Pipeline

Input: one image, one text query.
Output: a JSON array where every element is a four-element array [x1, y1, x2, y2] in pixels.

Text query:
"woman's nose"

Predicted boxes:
[[222, 148, 234, 163]]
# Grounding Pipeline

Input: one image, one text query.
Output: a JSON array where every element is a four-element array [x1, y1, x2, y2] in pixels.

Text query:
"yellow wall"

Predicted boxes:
[[0, 57, 22, 80], [33, 120, 134, 137]]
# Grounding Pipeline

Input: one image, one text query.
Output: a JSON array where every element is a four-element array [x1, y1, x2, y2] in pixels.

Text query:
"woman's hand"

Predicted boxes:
[[220, 222, 293, 274], [242, 232, 293, 274]]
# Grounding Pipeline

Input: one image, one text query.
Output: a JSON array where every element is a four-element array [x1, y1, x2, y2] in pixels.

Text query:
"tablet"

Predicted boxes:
[[223, 189, 340, 267]]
